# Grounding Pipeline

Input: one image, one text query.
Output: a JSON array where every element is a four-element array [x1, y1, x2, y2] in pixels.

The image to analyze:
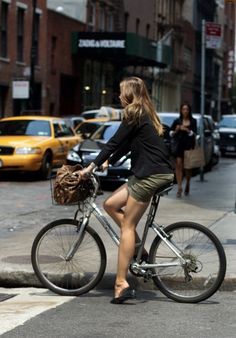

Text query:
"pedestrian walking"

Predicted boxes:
[[170, 103, 197, 198], [80, 76, 174, 304]]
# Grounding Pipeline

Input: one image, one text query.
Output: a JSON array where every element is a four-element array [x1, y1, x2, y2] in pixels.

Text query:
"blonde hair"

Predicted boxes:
[[120, 77, 163, 135]]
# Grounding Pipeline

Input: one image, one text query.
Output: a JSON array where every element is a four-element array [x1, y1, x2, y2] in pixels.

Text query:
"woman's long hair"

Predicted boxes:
[[120, 77, 163, 135], [179, 102, 193, 119]]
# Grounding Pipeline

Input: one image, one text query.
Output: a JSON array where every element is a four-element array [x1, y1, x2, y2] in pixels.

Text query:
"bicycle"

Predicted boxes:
[[31, 173, 226, 303]]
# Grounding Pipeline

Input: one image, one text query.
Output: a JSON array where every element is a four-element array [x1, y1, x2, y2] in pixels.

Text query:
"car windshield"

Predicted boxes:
[[0, 120, 51, 136], [91, 123, 120, 141], [218, 116, 236, 128]]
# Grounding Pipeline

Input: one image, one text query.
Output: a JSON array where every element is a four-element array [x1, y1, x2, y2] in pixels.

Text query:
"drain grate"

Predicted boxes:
[[0, 293, 16, 302]]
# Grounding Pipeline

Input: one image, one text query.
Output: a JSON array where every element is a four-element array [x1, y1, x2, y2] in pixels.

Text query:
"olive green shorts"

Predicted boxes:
[[127, 174, 174, 202]]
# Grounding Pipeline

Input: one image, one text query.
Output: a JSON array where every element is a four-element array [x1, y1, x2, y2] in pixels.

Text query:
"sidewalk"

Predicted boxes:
[[0, 158, 236, 291]]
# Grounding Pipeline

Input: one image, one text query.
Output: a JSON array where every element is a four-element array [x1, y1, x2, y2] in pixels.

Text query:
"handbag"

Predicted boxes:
[[184, 145, 205, 169], [53, 164, 94, 205]]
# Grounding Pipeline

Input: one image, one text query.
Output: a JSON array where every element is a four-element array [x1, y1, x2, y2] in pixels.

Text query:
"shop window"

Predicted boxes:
[[17, 8, 25, 62], [0, 2, 8, 58]]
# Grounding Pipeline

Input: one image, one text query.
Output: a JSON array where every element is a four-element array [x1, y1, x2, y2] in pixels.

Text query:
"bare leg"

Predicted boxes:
[[184, 169, 192, 195], [103, 184, 144, 245], [114, 195, 149, 297], [175, 157, 183, 197]]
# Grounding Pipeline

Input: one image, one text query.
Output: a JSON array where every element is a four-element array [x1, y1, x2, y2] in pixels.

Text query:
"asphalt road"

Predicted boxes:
[[1, 289, 236, 338]]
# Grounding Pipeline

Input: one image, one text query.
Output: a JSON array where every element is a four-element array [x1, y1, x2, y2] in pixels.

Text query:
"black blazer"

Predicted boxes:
[[93, 114, 174, 178], [170, 117, 197, 150]]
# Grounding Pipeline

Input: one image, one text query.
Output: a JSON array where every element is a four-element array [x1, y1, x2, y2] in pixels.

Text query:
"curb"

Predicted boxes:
[[0, 271, 235, 293]]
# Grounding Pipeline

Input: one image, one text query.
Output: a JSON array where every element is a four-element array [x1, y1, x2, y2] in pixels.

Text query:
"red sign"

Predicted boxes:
[[205, 22, 222, 49]]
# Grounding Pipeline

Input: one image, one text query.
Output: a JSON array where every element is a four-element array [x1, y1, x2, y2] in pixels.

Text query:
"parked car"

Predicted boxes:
[[217, 114, 236, 156], [67, 121, 130, 188], [158, 112, 218, 168], [0, 116, 81, 179], [74, 117, 110, 139]]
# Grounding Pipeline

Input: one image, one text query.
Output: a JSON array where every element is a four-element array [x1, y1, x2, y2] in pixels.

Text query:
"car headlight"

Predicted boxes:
[[67, 150, 82, 162], [15, 147, 42, 154]]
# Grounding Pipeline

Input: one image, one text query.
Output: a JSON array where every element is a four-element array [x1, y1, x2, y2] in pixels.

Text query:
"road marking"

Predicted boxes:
[[0, 287, 74, 335]]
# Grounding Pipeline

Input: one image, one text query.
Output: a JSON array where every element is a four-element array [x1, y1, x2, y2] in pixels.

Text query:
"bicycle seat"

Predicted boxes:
[[155, 182, 174, 196]]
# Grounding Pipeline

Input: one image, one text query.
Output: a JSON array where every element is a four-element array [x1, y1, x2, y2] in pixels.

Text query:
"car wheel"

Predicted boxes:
[[39, 151, 52, 180]]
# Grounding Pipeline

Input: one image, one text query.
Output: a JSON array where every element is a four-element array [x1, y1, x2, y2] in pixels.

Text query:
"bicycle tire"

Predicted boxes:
[[31, 219, 107, 296], [149, 222, 226, 303]]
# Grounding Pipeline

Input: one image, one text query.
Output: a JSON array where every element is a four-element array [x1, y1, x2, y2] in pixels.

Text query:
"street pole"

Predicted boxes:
[[200, 19, 206, 182], [29, 0, 37, 110]]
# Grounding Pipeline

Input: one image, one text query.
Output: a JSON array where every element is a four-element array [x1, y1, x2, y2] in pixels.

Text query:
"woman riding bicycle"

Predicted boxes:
[[80, 76, 174, 304]]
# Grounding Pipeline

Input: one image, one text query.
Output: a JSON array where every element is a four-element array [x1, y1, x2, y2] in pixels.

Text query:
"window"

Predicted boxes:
[[0, 120, 51, 136], [50, 36, 57, 74], [124, 12, 129, 32], [17, 8, 25, 62], [107, 12, 114, 32], [99, 6, 105, 31], [136, 18, 140, 34], [87, 2, 95, 31], [33, 13, 40, 65], [146, 24, 150, 38], [53, 122, 74, 137], [0, 2, 8, 58]]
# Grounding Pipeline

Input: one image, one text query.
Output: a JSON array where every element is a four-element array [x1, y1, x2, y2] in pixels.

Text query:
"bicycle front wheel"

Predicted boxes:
[[31, 219, 107, 296], [149, 222, 226, 303]]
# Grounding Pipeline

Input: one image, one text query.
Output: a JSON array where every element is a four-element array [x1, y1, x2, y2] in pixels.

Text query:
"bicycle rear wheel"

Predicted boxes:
[[149, 222, 226, 303], [31, 219, 106, 296]]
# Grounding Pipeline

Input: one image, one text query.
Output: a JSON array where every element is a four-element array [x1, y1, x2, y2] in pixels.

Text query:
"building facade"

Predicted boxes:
[[0, 0, 47, 117]]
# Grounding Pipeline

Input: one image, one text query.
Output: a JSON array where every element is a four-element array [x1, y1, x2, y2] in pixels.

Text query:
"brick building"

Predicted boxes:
[[46, 9, 85, 116], [0, 0, 47, 117]]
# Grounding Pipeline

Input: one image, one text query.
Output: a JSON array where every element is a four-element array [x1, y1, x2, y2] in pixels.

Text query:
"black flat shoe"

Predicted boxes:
[[184, 185, 190, 196], [110, 287, 136, 304]]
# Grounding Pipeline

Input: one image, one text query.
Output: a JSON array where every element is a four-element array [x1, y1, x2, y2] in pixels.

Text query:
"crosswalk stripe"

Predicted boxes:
[[0, 287, 74, 335]]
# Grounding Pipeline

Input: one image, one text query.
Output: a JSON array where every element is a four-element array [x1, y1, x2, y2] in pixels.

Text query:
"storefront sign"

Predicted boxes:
[[205, 22, 222, 49], [12, 81, 29, 99], [78, 39, 125, 49]]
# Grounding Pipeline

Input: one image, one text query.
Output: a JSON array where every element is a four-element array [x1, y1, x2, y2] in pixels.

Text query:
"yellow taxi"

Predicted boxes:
[[0, 116, 82, 179], [74, 117, 110, 138]]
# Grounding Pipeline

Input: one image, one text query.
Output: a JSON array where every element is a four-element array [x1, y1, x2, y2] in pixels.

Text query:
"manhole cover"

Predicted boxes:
[[0, 294, 16, 302]]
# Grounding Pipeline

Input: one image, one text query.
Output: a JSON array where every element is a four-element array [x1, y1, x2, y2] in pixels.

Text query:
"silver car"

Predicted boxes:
[[158, 112, 218, 169]]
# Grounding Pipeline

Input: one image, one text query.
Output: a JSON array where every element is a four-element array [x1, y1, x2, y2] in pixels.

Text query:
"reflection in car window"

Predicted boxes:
[[218, 116, 236, 128], [0, 120, 51, 136], [91, 123, 120, 141]]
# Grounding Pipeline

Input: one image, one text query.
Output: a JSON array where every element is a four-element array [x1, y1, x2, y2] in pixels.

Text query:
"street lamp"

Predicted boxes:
[[29, 0, 37, 110]]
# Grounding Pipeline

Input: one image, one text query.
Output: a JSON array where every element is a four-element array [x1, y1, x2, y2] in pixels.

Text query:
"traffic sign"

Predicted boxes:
[[205, 22, 222, 49]]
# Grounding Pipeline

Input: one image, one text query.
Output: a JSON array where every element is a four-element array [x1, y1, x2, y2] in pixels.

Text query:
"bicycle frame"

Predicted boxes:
[[66, 174, 186, 271]]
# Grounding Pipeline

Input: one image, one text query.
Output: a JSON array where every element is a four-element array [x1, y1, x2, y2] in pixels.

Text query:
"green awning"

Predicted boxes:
[[72, 32, 172, 68]]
